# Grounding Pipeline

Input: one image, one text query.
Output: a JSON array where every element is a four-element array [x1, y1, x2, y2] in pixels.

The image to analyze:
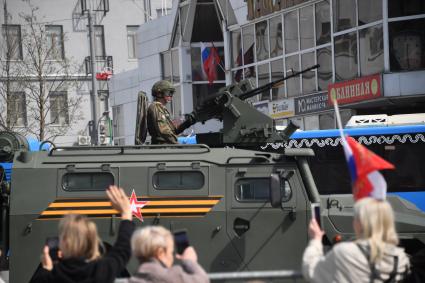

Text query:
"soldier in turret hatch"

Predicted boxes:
[[147, 80, 179, 144]]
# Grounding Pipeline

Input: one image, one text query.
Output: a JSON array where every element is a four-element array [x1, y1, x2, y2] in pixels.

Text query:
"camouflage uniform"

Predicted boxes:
[[147, 80, 178, 144]]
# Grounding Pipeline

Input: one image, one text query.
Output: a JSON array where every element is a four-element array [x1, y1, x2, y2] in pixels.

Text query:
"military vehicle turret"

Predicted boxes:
[[2, 65, 425, 282]]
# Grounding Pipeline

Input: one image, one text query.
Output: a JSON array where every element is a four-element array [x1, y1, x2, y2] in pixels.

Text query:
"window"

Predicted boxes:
[[191, 45, 224, 82], [153, 171, 204, 190], [384, 143, 425, 193], [112, 105, 124, 137], [231, 30, 242, 67], [333, 0, 356, 32], [389, 19, 425, 72], [255, 21, 269, 62], [46, 25, 64, 60], [161, 51, 172, 81], [317, 47, 332, 91], [8, 92, 27, 127], [284, 10, 298, 54], [388, 0, 425, 18], [258, 63, 270, 101], [235, 178, 292, 202], [94, 25, 105, 57], [191, 2, 223, 42], [357, 0, 382, 25], [161, 48, 183, 84], [62, 172, 114, 191], [315, 1, 331, 45], [300, 6, 314, 50], [269, 15, 283, 58], [334, 32, 358, 81], [286, 55, 300, 97], [2, 25, 22, 60], [301, 52, 316, 93], [359, 24, 384, 76], [127, 26, 138, 59], [50, 91, 69, 125], [271, 59, 285, 100], [242, 25, 255, 65], [171, 48, 180, 82]]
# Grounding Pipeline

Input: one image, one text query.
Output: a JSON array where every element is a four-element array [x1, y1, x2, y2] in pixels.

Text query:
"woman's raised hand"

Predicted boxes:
[[106, 185, 132, 221]]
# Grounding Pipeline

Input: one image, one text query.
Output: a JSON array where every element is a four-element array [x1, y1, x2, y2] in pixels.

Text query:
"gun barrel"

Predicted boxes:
[[238, 64, 320, 101]]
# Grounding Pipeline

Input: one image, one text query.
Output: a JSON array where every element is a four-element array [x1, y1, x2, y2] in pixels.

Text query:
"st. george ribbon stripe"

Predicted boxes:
[[37, 196, 223, 220], [38, 212, 208, 220], [45, 205, 213, 211], [53, 196, 223, 202]]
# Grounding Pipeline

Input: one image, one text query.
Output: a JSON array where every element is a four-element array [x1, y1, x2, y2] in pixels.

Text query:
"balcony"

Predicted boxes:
[[79, 0, 109, 15], [84, 55, 113, 76]]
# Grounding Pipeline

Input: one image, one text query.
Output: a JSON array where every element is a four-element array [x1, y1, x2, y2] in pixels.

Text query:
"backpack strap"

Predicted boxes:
[[356, 243, 375, 283], [356, 243, 402, 283], [383, 256, 398, 283]]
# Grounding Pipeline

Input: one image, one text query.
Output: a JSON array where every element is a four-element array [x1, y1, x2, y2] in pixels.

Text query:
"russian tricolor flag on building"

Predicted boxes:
[[201, 42, 220, 85], [341, 135, 395, 201]]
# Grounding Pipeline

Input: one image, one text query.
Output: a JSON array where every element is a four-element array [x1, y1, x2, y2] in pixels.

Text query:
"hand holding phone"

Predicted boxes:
[[311, 203, 321, 228], [173, 230, 190, 255], [45, 236, 59, 261]]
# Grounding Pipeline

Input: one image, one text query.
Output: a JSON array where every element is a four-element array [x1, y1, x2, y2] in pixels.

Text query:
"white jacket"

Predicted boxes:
[[302, 239, 409, 283]]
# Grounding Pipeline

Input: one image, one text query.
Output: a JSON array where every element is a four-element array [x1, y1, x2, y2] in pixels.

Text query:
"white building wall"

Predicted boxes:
[[0, 0, 148, 145], [229, 0, 248, 26], [109, 2, 175, 144]]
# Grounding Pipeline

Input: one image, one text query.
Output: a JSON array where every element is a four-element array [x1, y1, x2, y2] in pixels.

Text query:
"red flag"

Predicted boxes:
[[343, 137, 395, 200], [202, 43, 221, 85]]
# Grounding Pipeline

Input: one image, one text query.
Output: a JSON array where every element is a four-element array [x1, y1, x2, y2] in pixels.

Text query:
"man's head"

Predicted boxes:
[[152, 80, 175, 104]]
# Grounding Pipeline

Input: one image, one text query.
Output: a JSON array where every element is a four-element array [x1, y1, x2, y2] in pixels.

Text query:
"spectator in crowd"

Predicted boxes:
[[129, 226, 209, 283], [302, 197, 409, 283], [30, 185, 134, 283]]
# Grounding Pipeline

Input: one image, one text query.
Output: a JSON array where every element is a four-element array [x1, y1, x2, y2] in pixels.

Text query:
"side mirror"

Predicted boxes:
[[270, 171, 294, 208], [270, 173, 282, 208]]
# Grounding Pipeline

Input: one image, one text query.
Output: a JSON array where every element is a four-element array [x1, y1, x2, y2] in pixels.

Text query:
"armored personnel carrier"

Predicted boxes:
[[2, 66, 425, 282]]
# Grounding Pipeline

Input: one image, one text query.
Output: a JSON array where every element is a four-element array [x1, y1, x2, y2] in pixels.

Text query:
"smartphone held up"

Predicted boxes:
[[311, 203, 321, 228], [173, 230, 190, 255], [45, 236, 59, 261]]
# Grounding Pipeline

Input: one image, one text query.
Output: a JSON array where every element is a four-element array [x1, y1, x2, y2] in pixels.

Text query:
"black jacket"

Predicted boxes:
[[30, 220, 135, 283]]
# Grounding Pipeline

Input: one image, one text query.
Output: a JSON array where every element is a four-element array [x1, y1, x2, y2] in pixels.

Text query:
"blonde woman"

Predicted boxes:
[[129, 226, 209, 283], [302, 197, 409, 283], [30, 186, 134, 283]]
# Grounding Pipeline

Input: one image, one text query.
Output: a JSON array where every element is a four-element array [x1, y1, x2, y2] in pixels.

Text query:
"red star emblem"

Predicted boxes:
[[129, 189, 149, 222]]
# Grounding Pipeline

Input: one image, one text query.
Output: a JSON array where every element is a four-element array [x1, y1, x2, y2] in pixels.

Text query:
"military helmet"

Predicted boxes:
[[152, 80, 175, 98]]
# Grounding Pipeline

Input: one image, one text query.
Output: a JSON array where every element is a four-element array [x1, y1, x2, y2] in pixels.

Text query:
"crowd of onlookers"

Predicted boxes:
[[25, 186, 424, 283]]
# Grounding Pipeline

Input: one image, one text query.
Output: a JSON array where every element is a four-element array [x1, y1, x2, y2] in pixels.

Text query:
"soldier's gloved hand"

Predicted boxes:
[[186, 113, 197, 125]]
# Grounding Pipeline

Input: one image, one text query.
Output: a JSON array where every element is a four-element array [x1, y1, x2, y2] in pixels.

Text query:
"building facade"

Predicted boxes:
[[228, 0, 425, 130], [110, 0, 425, 144], [0, 0, 171, 145]]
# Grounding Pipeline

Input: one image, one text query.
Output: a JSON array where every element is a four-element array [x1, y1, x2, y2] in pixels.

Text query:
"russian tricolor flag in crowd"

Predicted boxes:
[[340, 131, 395, 201], [201, 42, 220, 85], [333, 99, 395, 201]]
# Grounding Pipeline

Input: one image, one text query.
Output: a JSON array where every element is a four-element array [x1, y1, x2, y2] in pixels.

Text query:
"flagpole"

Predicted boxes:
[[332, 98, 345, 139]]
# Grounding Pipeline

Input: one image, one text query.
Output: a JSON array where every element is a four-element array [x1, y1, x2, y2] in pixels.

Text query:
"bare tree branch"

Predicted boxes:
[[0, 0, 85, 141]]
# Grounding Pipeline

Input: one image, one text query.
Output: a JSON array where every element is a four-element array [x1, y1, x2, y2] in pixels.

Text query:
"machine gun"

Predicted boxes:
[[175, 64, 320, 146]]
